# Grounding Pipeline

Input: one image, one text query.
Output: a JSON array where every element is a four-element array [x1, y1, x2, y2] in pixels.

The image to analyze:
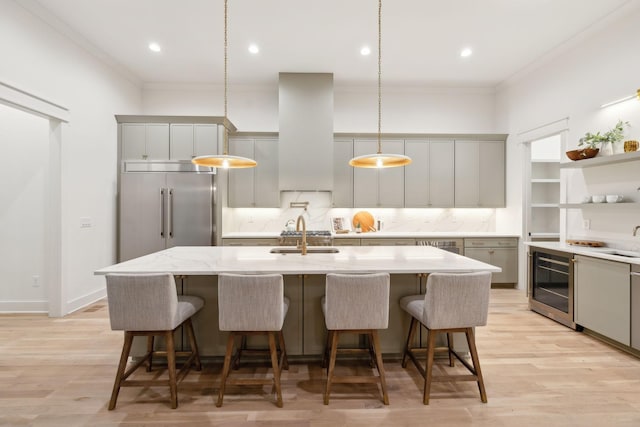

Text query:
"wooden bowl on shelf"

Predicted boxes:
[[565, 148, 599, 161]]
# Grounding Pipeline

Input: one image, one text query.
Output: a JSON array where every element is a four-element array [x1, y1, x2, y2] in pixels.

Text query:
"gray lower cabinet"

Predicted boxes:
[[464, 238, 518, 284], [454, 140, 505, 207], [222, 238, 279, 246], [574, 255, 630, 345], [228, 137, 279, 207], [632, 266, 640, 350], [332, 238, 361, 246], [361, 238, 416, 246]]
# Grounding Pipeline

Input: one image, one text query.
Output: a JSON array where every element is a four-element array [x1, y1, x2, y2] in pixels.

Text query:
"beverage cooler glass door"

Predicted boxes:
[[532, 251, 570, 313]]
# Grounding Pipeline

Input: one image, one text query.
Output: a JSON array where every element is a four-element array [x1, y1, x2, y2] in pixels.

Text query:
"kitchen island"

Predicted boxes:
[[96, 245, 500, 357]]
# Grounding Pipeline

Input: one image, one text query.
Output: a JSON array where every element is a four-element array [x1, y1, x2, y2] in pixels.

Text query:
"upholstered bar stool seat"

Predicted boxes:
[[217, 273, 289, 408], [105, 273, 203, 410], [321, 272, 390, 405], [400, 271, 491, 404]]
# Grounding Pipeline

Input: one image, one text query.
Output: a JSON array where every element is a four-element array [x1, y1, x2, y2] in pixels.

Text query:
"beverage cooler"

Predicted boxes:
[[528, 247, 576, 329]]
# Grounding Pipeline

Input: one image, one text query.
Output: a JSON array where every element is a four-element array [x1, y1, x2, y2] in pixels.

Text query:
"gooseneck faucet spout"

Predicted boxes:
[[634, 225, 640, 236], [296, 215, 307, 255]]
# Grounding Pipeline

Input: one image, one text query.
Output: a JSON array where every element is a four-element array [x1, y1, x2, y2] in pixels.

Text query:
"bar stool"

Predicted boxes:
[[321, 272, 390, 405], [105, 273, 203, 410], [216, 273, 289, 407], [400, 271, 491, 404]]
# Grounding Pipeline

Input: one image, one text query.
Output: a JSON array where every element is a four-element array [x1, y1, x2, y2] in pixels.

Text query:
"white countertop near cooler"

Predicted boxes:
[[524, 241, 640, 266]]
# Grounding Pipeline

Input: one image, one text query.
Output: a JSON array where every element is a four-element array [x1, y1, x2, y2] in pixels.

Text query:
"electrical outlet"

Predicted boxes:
[[582, 219, 590, 230], [80, 217, 92, 228], [32, 275, 40, 288]]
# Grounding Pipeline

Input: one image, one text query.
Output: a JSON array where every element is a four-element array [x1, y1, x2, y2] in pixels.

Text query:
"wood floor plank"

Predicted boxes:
[[1, 289, 640, 426]]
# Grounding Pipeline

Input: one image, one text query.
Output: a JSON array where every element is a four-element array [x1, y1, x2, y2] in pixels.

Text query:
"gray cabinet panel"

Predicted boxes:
[[405, 139, 454, 207], [194, 124, 218, 157], [228, 137, 279, 207], [165, 174, 213, 248], [455, 140, 505, 207], [145, 123, 170, 160], [169, 124, 194, 160], [332, 139, 354, 207], [353, 140, 379, 207]]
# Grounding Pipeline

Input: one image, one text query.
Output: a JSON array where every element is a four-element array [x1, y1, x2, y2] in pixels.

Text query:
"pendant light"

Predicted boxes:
[[349, 0, 411, 168], [192, 0, 257, 169]]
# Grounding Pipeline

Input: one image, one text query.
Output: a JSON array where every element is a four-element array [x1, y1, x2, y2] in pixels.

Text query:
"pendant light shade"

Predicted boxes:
[[350, 0, 411, 169], [192, 0, 256, 169]]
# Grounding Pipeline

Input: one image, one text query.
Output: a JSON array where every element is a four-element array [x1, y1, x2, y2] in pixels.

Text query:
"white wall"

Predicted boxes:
[[496, 3, 640, 288], [0, 1, 141, 314]]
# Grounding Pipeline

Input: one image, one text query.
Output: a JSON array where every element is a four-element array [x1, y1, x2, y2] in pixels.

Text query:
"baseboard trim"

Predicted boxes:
[[0, 300, 48, 313], [65, 288, 107, 315]]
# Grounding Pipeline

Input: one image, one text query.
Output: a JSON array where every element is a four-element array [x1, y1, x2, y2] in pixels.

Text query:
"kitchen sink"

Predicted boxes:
[[270, 247, 340, 254], [593, 249, 640, 258]]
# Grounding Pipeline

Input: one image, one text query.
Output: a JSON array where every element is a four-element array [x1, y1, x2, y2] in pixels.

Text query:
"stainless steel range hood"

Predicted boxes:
[[278, 73, 334, 191]]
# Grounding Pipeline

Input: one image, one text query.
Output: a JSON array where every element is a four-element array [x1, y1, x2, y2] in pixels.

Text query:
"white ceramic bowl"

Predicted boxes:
[[606, 195, 622, 203], [592, 195, 606, 203]]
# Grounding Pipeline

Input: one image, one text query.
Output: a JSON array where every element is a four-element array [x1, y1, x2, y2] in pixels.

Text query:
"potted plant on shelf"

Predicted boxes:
[[568, 120, 630, 160]]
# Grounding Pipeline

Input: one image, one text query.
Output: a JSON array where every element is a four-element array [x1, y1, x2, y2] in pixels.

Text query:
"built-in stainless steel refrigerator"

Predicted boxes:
[[119, 161, 217, 262]]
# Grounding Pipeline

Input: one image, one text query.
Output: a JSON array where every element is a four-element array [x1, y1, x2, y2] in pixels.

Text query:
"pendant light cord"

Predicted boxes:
[[223, 0, 229, 155], [377, 0, 382, 155]]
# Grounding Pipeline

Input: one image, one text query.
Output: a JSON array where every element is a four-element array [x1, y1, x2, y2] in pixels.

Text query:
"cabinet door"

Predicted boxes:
[[228, 138, 255, 207], [455, 140, 505, 207], [194, 124, 218, 157], [574, 255, 630, 345], [121, 123, 147, 160], [464, 247, 517, 284], [145, 123, 170, 160], [254, 139, 280, 207], [353, 140, 379, 207], [166, 173, 213, 248], [378, 139, 405, 207], [169, 124, 194, 160], [404, 140, 430, 207], [454, 140, 480, 207], [478, 140, 505, 207], [333, 139, 354, 207], [429, 139, 455, 207], [361, 238, 416, 246]]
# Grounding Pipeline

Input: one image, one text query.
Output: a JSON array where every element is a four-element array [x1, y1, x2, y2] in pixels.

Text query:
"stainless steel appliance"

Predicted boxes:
[[528, 247, 575, 329], [119, 161, 217, 262], [416, 239, 463, 254], [632, 265, 640, 350], [279, 230, 332, 246]]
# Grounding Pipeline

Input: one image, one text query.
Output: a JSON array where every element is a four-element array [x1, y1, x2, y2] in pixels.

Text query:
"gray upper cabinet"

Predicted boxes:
[[121, 123, 170, 160], [333, 139, 354, 208], [353, 139, 405, 208], [454, 140, 505, 207], [404, 139, 455, 207], [228, 137, 279, 208], [170, 124, 218, 160]]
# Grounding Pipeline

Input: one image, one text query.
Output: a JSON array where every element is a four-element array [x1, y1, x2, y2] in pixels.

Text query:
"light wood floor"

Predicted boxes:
[[1, 289, 640, 426]]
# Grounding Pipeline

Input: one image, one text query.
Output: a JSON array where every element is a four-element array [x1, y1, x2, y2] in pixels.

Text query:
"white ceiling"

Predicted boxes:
[[25, 0, 633, 87]]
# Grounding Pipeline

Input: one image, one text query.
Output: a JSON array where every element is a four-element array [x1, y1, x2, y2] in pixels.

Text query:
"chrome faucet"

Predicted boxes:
[[634, 225, 640, 236], [296, 214, 307, 255]]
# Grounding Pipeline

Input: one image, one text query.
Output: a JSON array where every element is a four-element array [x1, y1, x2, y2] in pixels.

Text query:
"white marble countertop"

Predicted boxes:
[[222, 231, 520, 239], [524, 242, 640, 265], [95, 245, 502, 276]]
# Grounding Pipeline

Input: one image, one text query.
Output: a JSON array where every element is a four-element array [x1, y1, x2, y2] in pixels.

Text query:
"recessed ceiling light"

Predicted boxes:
[[248, 44, 259, 54], [148, 42, 161, 53], [460, 47, 472, 58], [360, 46, 371, 56]]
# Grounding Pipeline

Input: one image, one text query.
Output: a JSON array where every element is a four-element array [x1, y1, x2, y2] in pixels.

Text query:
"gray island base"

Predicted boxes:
[[96, 246, 501, 358]]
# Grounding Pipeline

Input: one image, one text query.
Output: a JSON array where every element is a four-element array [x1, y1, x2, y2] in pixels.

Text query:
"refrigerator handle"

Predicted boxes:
[[168, 188, 174, 238], [160, 188, 166, 238]]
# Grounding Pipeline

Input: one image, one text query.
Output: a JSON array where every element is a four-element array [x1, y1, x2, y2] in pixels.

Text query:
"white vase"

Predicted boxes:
[[600, 141, 613, 156]]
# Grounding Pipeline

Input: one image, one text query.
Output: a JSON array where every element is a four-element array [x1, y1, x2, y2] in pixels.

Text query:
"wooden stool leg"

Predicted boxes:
[[423, 329, 436, 405], [216, 332, 235, 407], [109, 331, 134, 410], [233, 335, 247, 370], [447, 332, 455, 367], [278, 330, 289, 371], [402, 317, 418, 368], [185, 319, 202, 371], [321, 330, 333, 370], [268, 332, 283, 408], [466, 327, 487, 403], [146, 336, 154, 372], [370, 330, 389, 405], [324, 330, 340, 405], [165, 331, 178, 409]]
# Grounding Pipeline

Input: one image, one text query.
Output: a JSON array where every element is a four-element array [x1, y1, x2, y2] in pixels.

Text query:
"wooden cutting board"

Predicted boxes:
[[352, 211, 375, 232], [566, 239, 605, 247]]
